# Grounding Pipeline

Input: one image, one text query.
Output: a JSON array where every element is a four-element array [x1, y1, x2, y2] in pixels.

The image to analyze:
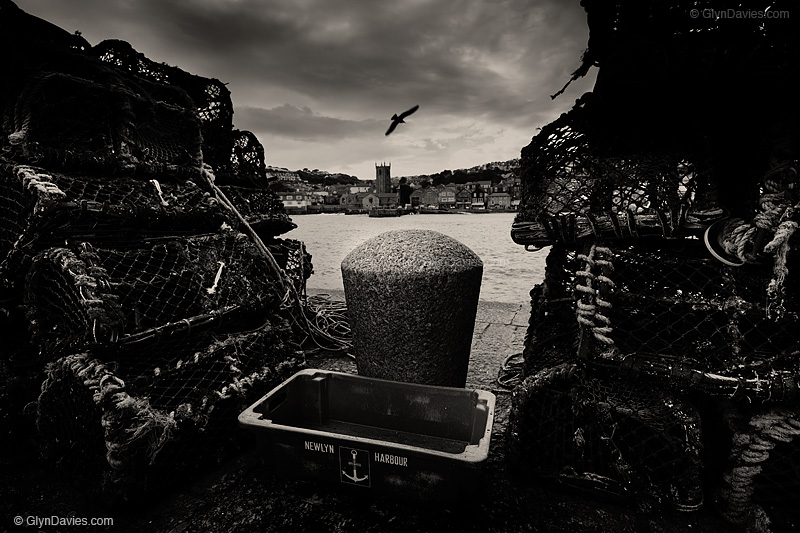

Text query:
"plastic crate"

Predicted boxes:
[[239, 369, 495, 502]]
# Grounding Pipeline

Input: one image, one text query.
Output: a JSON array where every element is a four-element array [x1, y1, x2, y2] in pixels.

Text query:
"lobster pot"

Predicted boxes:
[[7, 68, 203, 177], [521, 245, 581, 377], [23, 231, 291, 360], [578, 240, 800, 374], [515, 239, 800, 518], [0, 161, 235, 285], [507, 363, 703, 512], [573, 240, 800, 396], [510, 99, 724, 251], [89, 39, 240, 184], [226, 129, 270, 187], [36, 316, 304, 500], [219, 184, 297, 237]]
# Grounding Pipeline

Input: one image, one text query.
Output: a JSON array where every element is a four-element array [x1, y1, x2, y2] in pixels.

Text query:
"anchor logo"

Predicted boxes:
[[339, 447, 370, 487]]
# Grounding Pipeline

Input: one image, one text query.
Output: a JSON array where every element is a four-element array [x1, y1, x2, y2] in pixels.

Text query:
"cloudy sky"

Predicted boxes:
[[18, 0, 596, 181]]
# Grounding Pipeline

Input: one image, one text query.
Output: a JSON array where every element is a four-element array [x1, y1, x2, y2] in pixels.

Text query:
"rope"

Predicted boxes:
[[717, 164, 798, 320], [200, 164, 352, 355], [496, 352, 524, 390], [721, 409, 800, 531], [301, 294, 353, 355], [763, 204, 799, 319], [575, 244, 615, 346]]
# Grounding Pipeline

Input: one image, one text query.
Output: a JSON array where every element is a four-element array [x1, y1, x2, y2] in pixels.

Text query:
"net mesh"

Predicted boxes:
[[0, 6, 311, 499], [510, 1, 800, 525], [515, 239, 800, 522], [90, 39, 236, 183], [22, 231, 300, 361], [508, 364, 704, 512], [0, 162, 236, 285], [219, 184, 297, 237], [511, 99, 723, 246], [37, 316, 303, 498], [8, 70, 203, 177]]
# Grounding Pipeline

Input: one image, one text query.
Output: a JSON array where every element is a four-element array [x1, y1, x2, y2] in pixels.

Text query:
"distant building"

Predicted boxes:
[[488, 192, 512, 209], [277, 192, 310, 212], [455, 188, 472, 209], [362, 192, 398, 209], [463, 181, 492, 192], [266, 167, 301, 182], [340, 192, 367, 208], [421, 188, 439, 207], [362, 193, 379, 209], [409, 189, 424, 207], [471, 189, 487, 208], [438, 186, 457, 208], [309, 191, 328, 205], [375, 163, 391, 193]]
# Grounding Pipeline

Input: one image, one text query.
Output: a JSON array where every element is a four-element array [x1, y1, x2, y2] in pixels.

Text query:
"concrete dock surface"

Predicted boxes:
[[0, 290, 734, 533]]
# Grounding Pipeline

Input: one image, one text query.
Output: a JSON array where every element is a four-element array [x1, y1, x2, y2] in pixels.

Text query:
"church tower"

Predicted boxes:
[[375, 162, 391, 193]]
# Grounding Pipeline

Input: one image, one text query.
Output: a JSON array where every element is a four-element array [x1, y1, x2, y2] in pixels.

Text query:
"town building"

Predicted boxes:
[[375, 163, 391, 194], [409, 189, 424, 207], [277, 192, 310, 213], [471, 189, 487, 209], [455, 188, 472, 209], [362, 192, 398, 209], [438, 186, 457, 208], [488, 192, 512, 209], [420, 188, 439, 207]]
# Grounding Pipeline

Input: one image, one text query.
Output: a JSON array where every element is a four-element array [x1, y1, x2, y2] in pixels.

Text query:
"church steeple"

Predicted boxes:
[[375, 162, 391, 193]]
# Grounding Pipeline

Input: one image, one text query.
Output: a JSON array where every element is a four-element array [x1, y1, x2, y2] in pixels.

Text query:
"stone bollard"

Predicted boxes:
[[341, 229, 482, 387]]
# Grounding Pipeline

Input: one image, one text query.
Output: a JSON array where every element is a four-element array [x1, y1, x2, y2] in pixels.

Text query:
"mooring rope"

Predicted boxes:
[[717, 163, 798, 319], [721, 409, 800, 532]]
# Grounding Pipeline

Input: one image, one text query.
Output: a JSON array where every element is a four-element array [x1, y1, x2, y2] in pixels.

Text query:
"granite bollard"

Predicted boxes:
[[341, 229, 483, 387]]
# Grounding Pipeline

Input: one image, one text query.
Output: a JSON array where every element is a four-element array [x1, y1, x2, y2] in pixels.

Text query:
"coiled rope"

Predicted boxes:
[[718, 163, 798, 319]]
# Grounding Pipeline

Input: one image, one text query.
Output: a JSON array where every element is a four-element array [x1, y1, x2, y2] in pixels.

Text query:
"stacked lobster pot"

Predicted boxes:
[[507, 1, 800, 531], [0, 4, 308, 499]]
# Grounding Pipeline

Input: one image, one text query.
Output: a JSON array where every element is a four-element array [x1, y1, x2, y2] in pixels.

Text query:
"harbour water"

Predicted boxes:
[[287, 212, 548, 304]]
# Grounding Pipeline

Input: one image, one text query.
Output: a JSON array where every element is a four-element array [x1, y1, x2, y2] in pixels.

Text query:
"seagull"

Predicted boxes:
[[385, 104, 419, 135]]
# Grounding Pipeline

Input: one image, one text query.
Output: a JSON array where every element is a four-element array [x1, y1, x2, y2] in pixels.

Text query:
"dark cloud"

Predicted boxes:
[[16, 0, 596, 178], [235, 104, 382, 141]]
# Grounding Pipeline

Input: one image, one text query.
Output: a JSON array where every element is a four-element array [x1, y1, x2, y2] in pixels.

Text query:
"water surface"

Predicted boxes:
[[287, 212, 547, 304]]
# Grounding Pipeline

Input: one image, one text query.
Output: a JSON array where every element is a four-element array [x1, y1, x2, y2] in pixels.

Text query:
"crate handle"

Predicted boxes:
[[267, 389, 288, 413]]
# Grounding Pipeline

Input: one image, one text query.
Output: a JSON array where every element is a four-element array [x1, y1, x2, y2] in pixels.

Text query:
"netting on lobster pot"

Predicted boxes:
[[90, 39, 235, 180], [508, 363, 704, 512], [219, 184, 297, 237], [23, 231, 286, 360], [509, 0, 800, 525], [573, 240, 800, 401], [36, 315, 304, 499], [7, 68, 203, 177], [521, 245, 581, 377], [511, 96, 723, 248], [0, 161, 236, 287]]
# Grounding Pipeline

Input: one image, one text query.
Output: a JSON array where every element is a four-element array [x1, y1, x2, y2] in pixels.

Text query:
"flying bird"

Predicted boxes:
[[385, 104, 419, 135]]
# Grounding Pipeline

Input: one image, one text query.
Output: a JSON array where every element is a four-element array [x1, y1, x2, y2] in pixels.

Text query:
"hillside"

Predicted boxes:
[[402, 158, 521, 187]]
